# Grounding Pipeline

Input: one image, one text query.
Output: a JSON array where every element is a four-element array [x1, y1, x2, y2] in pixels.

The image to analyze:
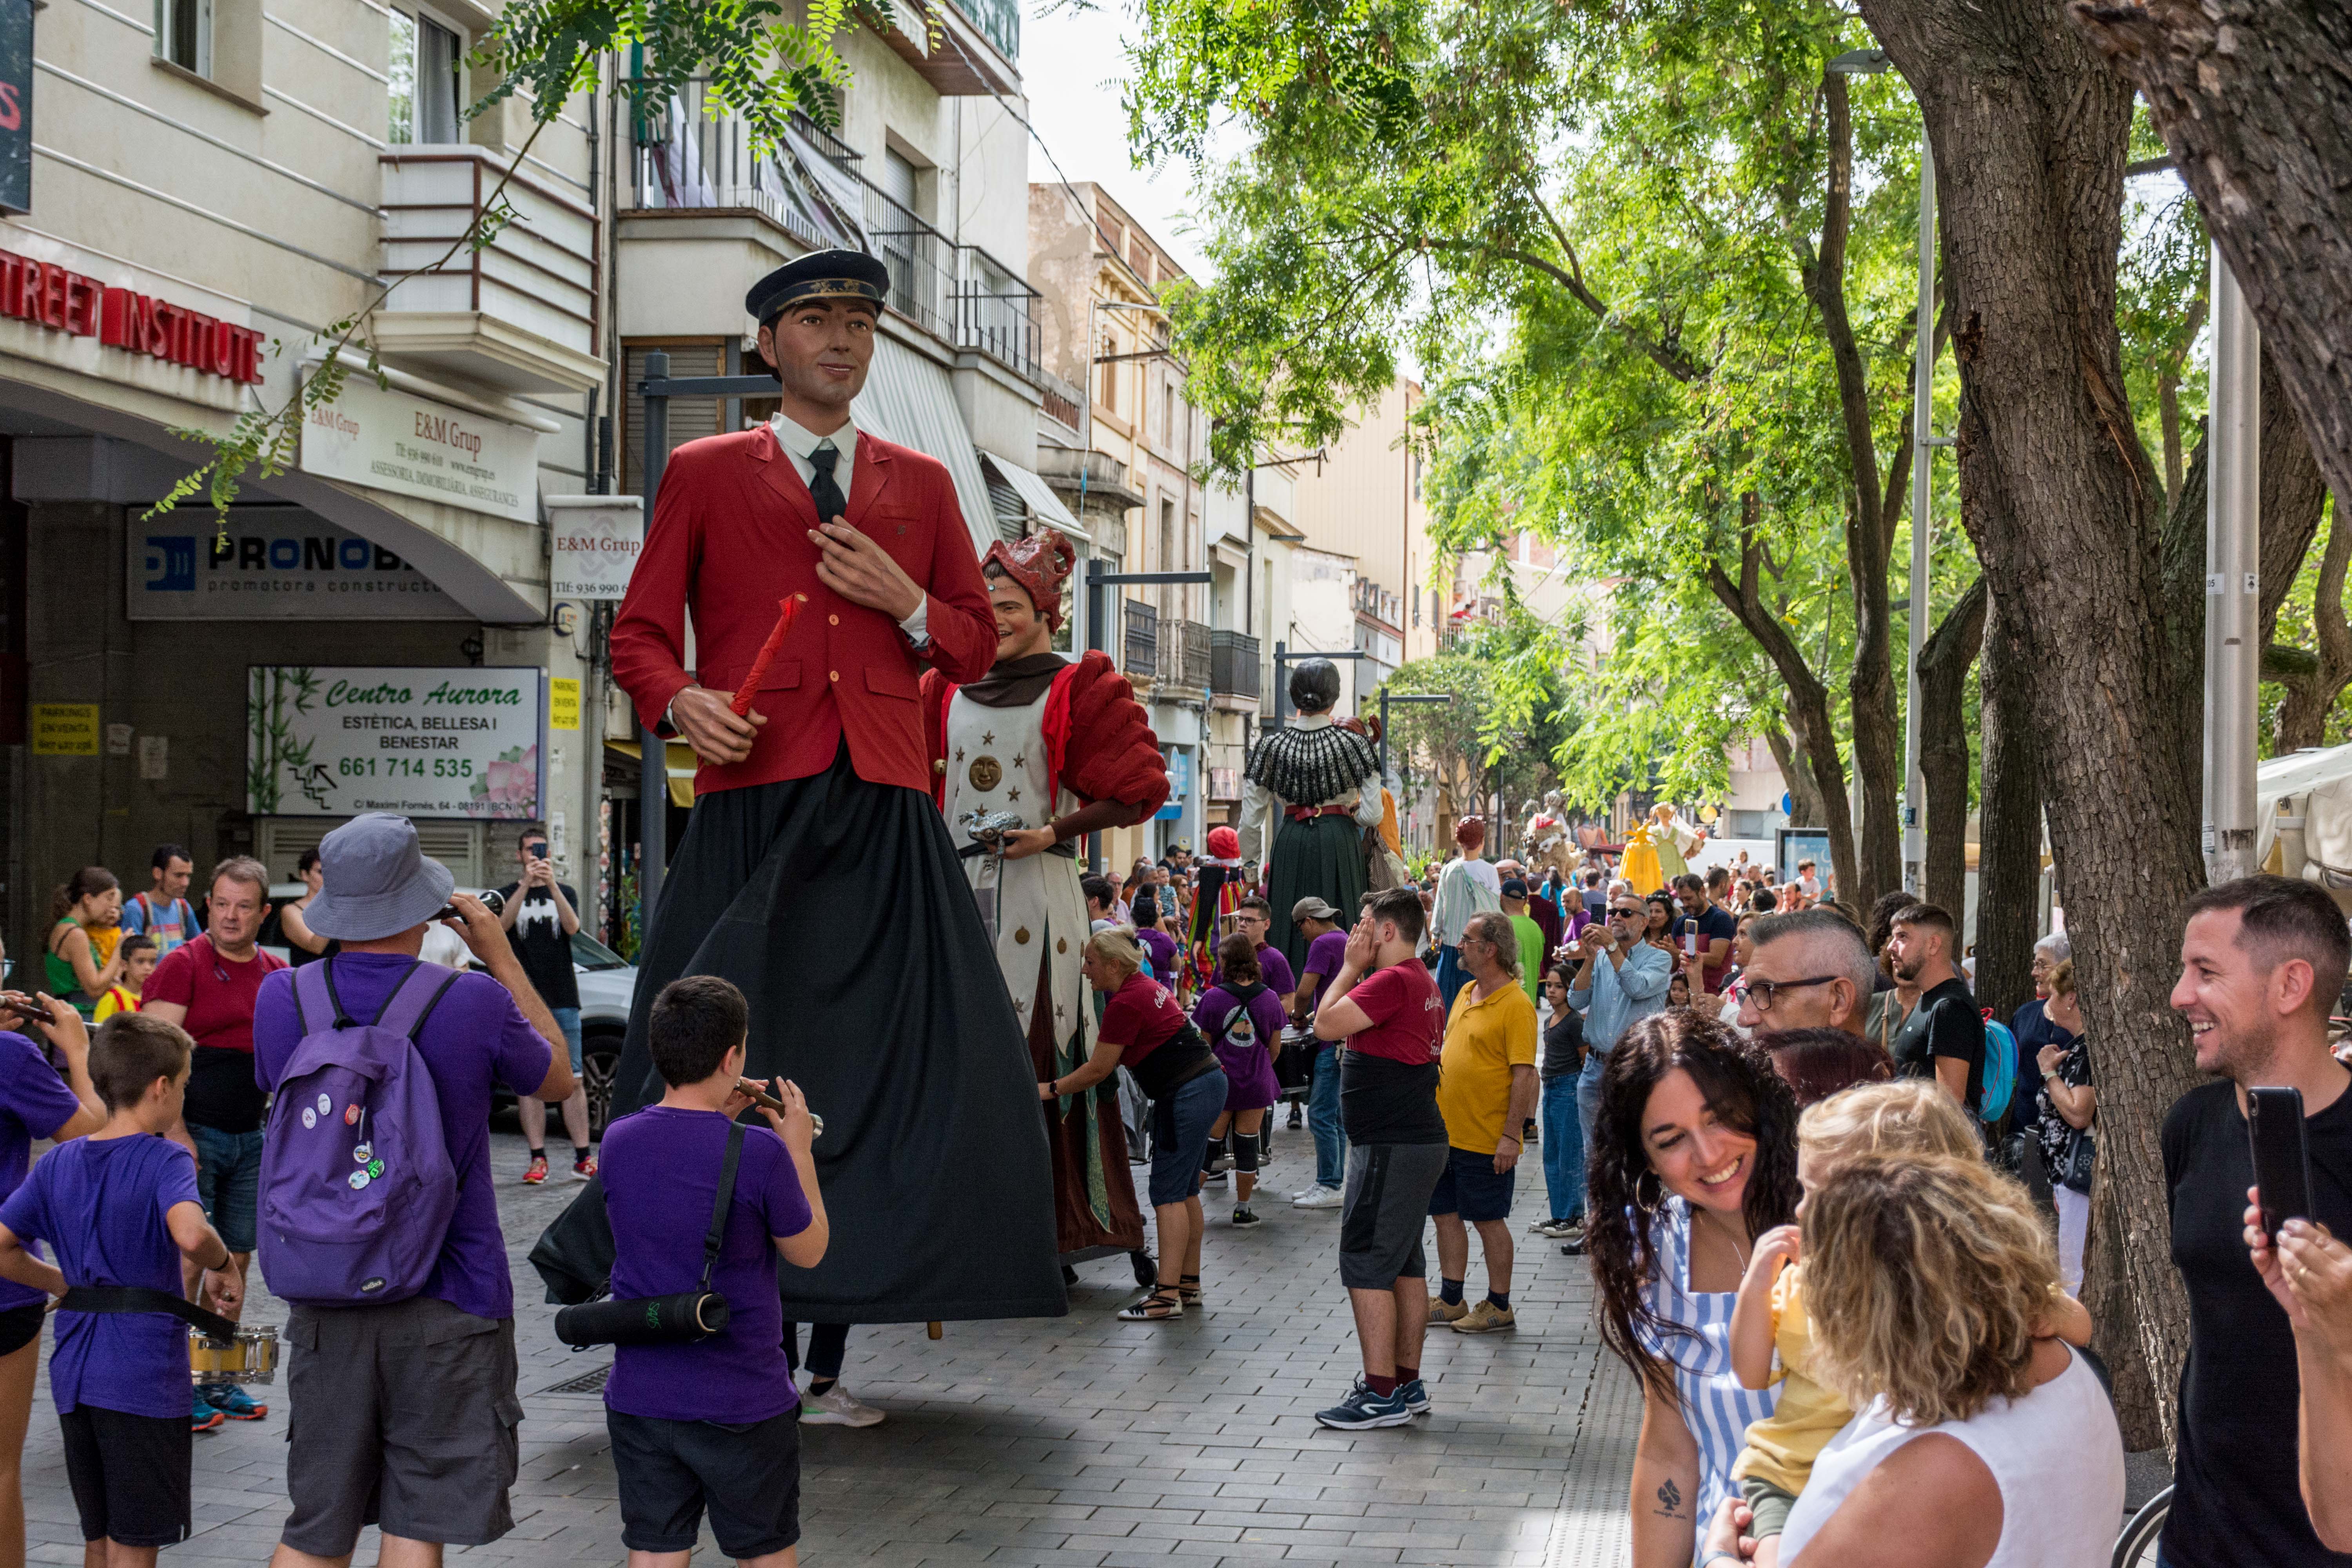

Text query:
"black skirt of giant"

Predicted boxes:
[[1243, 723, 1379, 809], [614, 742, 1068, 1325], [1268, 813, 1370, 981]]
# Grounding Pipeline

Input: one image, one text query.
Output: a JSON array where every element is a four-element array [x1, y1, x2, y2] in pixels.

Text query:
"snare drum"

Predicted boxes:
[[189, 1325, 279, 1386]]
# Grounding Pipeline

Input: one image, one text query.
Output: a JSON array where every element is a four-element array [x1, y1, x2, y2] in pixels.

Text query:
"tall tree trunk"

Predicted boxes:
[[2087, 1168, 2167, 1450], [1765, 721, 1831, 837], [1916, 578, 1987, 918], [2276, 503, 2352, 752], [1852, 0, 2205, 1445], [1707, 495, 1864, 906], [2071, 0, 2352, 521], [1975, 585, 2042, 1025]]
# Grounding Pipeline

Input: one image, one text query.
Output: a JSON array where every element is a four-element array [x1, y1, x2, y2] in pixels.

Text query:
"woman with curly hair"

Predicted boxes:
[[1702, 1151, 2123, 1566], [1584, 1009, 1800, 1565]]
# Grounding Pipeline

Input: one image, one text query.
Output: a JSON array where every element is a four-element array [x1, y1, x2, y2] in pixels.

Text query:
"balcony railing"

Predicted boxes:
[[1210, 630, 1261, 700], [1160, 619, 1212, 697], [629, 85, 1042, 381], [1122, 598, 1159, 679], [946, 0, 1020, 60]]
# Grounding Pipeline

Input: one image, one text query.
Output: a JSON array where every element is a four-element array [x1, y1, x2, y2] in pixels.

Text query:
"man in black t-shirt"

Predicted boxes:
[[1884, 902, 1985, 1117], [1671, 874, 1738, 996], [2163, 875, 2352, 1568], [496, 828, 592, 1182]]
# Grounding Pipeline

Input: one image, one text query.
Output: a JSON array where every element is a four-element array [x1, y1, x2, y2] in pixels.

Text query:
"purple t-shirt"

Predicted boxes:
[[0, 1031, 86, 1312], [1301, 931, 1350, 1016], [1253, 943, 1296, 998], [253, 953, 552, 1322], [601, 1107, 813, 1423], [1137, 927, 1180, 985], [0, 1134, 201, 1416]]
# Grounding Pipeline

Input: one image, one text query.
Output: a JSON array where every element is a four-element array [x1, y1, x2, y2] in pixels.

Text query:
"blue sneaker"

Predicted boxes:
[[1398, 1377, 1430, 1414], [191, 1391, 224, 1433], [1315, 1381, 1413, 1430], [201, 1383, 267, 1421]]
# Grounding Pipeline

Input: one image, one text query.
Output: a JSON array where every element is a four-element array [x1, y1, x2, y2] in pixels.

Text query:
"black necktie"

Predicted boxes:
[[807, 440, 846, 523]]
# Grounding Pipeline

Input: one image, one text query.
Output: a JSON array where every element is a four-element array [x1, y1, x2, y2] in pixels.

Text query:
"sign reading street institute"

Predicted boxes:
[[247, 665, 544, 819], [300, 374, 539, 524]]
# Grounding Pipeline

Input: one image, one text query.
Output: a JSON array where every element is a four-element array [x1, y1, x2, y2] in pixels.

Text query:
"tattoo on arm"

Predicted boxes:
[[1653, 1478, 1688, 1519]]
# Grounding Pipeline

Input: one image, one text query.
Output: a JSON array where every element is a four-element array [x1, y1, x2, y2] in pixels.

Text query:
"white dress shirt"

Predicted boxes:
[[765, 410, 928, 645]]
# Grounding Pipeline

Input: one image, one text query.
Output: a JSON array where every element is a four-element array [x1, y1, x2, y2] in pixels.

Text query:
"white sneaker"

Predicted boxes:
[[799, 1386, 885, 1427], [1292, 1186, 1343, 1209]]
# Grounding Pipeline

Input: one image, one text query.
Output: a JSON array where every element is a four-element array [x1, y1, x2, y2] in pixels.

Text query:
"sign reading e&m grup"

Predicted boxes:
[[300, 374, 538, 524]]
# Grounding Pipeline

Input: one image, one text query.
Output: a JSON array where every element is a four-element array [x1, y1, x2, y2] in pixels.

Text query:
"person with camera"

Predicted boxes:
[[2164, 875, 2352, 1568], [600, 975, 824, 1566], [250, 813, 575, 1568], [496, 827, 595, 1185]]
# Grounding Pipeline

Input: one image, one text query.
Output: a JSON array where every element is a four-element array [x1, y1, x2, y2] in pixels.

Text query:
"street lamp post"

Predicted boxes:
[[2206, 247, 2261, 882], [1269, 643, 1372, 726]]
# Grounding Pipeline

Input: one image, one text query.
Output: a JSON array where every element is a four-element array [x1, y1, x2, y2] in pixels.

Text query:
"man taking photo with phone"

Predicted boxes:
[[2163, 875, 2352, 1567], [497, 827, 593, 1183]]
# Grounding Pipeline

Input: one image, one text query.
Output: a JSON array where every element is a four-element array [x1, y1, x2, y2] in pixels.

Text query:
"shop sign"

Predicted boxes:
[[0, 0, 28, 216], [248, 665, 544, 820], [31, 704, 97, 755], [549, 677, 580, 732], [129, 511, 469, 621], [546, 495, 642, 600], [300, 374, 538, 524], [0, 246, 265, 382], [1154, 746, 1191, 820]]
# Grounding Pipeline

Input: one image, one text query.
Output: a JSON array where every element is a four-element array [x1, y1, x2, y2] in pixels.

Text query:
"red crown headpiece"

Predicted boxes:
[[982, 530, 1076, 631]]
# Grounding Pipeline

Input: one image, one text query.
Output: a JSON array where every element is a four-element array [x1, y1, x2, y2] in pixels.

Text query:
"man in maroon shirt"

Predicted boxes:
[[607, 250, 1060, 1327]]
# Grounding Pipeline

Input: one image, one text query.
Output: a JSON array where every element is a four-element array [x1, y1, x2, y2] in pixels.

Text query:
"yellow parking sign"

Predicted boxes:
[[550, 677, 581, 732], [31, 704, 100, 755]]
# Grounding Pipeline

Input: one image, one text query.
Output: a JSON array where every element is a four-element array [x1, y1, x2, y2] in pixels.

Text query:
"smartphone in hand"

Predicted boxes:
[[2249, 1085, 2316, 1243]]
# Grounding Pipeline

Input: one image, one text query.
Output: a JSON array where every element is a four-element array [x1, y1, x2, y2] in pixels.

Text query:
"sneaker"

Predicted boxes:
[[1428, 1296, 1469, 1325], [1292, 1186, 1343, 1210], [1287, 1107, 1305, 1129], [1453, 1300, 1517, 1334], [1397, 1377, 1431, 1414], [572, 1152, 598, 1180], [521, 1155, 548, 1185], [1231, 1204, 1259, 1227], [202, 1384, 268, 1421], [1202, 1169, 1227, 1187], [799, 1386, 886, 1428], [1559, 1234, 1588, 1257], [1314, 1382, 1414, 1430], [1529, 1217, 1568, 1237], [191, 1392, 225, 1434]]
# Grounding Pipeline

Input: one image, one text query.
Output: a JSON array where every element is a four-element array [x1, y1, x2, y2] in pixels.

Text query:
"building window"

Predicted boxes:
[[1100, 331, 1118, 412], [1162, 379, 1176, 448], [389, 11, 465, 143], [155, 0, 211, 73], [1159, 498, 1176, 572]]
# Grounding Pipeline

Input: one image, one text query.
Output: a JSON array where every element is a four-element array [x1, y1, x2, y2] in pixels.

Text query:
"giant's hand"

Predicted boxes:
[[671, 684, 766, 766], [810, 521, 924, 621]]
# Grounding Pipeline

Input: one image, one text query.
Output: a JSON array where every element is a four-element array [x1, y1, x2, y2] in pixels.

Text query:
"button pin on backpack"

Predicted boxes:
[[316, 1093, 331, 1116], [302, 1108, 317, 1130], [343, 1105, 359, 1126], [348, 1171, 370, 1191]]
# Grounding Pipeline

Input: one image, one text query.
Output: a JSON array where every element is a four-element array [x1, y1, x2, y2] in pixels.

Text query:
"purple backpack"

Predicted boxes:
[[258, 959, 461, 1304]]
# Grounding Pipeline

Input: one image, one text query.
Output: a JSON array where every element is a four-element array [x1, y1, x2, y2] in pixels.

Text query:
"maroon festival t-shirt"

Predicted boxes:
[[1338, 960, 1447, 1145]]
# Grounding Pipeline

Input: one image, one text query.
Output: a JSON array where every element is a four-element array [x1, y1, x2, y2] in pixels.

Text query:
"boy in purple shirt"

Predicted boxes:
[[602, 975, 826, 1565], [0, 1012, 240, 1562]]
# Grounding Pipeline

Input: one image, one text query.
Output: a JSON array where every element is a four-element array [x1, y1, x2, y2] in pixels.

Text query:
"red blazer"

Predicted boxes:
[[611, 424, 998, 797]]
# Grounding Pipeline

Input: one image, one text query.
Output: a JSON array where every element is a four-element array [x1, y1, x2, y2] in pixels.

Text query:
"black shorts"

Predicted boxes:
[[608, 1406, 802, 1559], [0, 1302, 44, 1357], [1428, 1145, 1517, 1224], [60, 1404, 192, 1548], [1339, 1142, 1448, 1291]]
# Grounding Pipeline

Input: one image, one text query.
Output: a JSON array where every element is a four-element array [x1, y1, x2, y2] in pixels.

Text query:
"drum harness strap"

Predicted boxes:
[[59, 1285, 239, 1342]]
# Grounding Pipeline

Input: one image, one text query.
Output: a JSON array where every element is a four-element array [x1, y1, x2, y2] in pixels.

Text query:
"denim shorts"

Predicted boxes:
[[191, 1123, 265, 1254], [1147, 1068, 1229, 1206], [552, 1006, 584, 1075]]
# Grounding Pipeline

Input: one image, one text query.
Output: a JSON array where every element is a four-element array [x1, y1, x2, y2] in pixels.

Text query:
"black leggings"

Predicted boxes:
[[783, 1322, 847, 1381]]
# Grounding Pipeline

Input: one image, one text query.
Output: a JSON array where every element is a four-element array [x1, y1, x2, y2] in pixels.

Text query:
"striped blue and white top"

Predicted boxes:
[[1635, 1196, 1779, 1541]]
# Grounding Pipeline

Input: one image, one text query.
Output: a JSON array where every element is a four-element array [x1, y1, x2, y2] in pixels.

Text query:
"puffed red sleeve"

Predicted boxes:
[[1062, 650, 1170, 820], [610, 445, 703, 737], [915, 465, 998, 684]]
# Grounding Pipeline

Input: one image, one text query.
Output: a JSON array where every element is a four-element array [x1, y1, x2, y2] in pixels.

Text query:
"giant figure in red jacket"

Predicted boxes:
[[610, 250, 1064, 1325]]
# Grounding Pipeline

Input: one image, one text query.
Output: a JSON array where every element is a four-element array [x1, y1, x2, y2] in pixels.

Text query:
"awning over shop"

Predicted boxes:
[[982, 452, 1086, 540], [606, 739, 699, 809], [853, 336, 998, 559]]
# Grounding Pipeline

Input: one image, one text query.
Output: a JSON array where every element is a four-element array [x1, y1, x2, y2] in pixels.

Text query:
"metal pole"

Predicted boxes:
[[2205, 245, 2261, 883], [1900, 131, 1935, 895], [637, 350, 670, 951], [1272, 640, 1286, 726], [1379, 688, 1389, 786]]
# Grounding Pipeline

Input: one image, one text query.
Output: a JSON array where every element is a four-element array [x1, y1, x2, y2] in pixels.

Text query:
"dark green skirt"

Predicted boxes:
[[1268, 812, 1370, 980]]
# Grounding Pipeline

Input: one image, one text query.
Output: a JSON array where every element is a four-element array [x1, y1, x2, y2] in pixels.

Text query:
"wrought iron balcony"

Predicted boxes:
[[1122, 598, 1158, 679], [1210, 630, 1261, 700], [1165, 619, 1213, 695]]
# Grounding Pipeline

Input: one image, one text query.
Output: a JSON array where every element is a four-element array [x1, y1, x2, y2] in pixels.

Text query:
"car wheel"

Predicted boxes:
[[584, 1036, 622, 1138]]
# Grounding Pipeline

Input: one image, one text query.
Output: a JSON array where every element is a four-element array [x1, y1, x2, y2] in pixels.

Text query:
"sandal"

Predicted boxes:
[[1118, 1287, 1183, 1321], [1178, 1274, 1203, 1306]]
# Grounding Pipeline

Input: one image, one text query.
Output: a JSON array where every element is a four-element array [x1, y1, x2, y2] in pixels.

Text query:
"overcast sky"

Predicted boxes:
[[1020, 1, 1215, 281]]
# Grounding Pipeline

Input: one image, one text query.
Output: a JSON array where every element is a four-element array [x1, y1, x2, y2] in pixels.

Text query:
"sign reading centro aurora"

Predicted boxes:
[[248, 665, 545, 820], [0, 245, 265, 382]]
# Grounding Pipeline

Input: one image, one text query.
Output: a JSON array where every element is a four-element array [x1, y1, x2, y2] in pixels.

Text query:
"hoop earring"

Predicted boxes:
[[1634, 1169, 1664, 1217]]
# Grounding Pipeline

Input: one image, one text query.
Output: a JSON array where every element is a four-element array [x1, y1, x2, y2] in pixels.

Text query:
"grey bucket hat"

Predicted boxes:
[[303, 813, 455, 942]]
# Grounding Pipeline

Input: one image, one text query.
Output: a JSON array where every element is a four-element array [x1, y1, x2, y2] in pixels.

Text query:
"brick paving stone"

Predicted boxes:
[[12, 1119, 1639, 1565]]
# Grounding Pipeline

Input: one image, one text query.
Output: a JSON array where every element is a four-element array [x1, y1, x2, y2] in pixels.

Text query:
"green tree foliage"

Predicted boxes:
[[1379, 622, 1571, 819]]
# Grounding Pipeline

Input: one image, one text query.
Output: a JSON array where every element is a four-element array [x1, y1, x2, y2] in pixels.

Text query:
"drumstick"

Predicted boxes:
[[735, 1078, 822, 1138], [730, 594, 808, 717]]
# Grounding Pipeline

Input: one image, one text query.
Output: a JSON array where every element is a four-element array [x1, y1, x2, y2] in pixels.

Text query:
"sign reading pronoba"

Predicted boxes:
[[129, 508, 468, 621], [247, 665, 544, 819], [300, 374, 539, 524]]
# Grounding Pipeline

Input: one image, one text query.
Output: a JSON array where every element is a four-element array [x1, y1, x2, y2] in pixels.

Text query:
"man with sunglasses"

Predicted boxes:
[[1732, 908, 1876, 1037], [497, 827, 593, 1182], [1563, 897, 1671, 1243]]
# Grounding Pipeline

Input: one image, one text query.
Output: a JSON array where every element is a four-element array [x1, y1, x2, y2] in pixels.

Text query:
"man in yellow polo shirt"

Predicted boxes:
[[1427, 909, 1541, 1334]]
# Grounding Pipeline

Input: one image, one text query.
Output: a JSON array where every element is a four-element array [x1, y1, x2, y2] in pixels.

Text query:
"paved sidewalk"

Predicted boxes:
[[19, 1121, 1639, 1566]]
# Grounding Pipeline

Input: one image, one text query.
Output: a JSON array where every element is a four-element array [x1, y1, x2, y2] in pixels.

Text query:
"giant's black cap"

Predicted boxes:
[[746, 249, 891, 327]]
